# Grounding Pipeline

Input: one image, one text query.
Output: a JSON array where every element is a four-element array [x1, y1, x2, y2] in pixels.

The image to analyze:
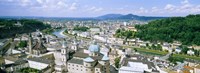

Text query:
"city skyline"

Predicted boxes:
[[0, 0, 200, 17]]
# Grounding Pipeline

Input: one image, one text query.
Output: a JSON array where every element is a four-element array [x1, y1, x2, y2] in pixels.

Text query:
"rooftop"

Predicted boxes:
[[68, 58, 83, 65], [101, 55, 109, 61], [28, 57, 53, 64], [84, 57, 94, 62]]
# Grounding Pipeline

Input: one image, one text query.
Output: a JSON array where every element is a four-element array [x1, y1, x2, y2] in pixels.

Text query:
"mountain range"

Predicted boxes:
[[96, 14, 167, 21]]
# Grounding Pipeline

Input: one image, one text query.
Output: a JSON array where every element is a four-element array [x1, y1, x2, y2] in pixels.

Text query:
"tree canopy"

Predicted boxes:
[[18, 41, 27, 48], [0, 19, 50, 39], [73, 25, 89, 32], [115, 28, 135, 40], [135, 14, 200, 46]]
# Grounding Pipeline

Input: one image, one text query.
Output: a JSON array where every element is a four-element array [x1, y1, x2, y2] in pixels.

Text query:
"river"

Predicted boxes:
[[52, 28, 67, 38]]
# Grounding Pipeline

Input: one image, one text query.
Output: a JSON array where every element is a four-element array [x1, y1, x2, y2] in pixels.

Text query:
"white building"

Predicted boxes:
[[90, 28, 101, 32], [175, 48, 182, 53], [162, 43, 172, 52], [119, 55, 158, 73], [67, 41, 110, 73], [28, 57, 53, 70], [119, 62, 149, 73], [187, 50, 195, 55], [78, 32, 90, 38]]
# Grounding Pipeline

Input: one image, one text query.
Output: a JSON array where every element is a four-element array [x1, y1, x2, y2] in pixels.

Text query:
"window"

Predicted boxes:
[[77, 69, 78, 70], [91, 69, 93, 71], [72, 68, 74, 69], [77, 65, 78, 67], [81, 66, 82, 68], [96, 69, 98, 71], [86, 69, 87, 71], [68, 64, 70, 65]]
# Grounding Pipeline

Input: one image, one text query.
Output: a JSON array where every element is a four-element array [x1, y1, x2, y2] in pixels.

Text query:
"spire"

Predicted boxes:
[[62, 40, 67, 48], [28, 33, 32, 54]]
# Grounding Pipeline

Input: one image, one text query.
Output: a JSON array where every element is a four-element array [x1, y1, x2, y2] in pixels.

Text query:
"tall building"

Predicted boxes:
[[67, 41, 110, 73], [28, 32, 47, 56], [54, 40, 69, 72], [71, 40, 78, 52]]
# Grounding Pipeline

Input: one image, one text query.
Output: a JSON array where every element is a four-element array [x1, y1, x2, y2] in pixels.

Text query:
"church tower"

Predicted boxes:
[[61, 40, 68, 64], [71, 40, 78, 52], [28, 33, 32, 54], [61, 40, 69, 72]]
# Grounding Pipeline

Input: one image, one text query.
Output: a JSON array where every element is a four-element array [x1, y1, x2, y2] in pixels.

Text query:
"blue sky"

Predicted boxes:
[[0, 0, 200, 17]]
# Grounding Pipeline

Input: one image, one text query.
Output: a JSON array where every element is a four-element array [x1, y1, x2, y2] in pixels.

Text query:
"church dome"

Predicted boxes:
[[89, 44, 100, 52]]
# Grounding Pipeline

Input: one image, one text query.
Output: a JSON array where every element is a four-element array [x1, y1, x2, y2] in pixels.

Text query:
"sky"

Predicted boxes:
[[0, 0, 200, 17]]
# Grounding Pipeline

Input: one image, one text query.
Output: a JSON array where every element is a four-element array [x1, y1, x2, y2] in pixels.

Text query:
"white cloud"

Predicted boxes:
[[130, 0, 199, 16], [164, 4, 176, 11], [151, 7, 159, 13], [36, 0, 43, 4], [166, 0, 199, 13], [136, 7, 148, 14], [181, 4, 192, 9], [181, 0, 189, 4], [94, 8, 103, 12], [88, 6, 103, 12], [20, 0, 32, 6], [69, 3, 77, 11]]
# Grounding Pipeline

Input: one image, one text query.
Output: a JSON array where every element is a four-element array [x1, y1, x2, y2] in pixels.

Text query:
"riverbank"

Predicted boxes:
[[52, 29, 67, 38], [60, 29, 67, 37]]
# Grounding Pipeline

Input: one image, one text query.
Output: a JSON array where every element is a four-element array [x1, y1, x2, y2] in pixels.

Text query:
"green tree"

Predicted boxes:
[[114, 57, 121, 68], [18, 41, 27, 48], [135, 14, 200, 46], [168, 55, 185, 64], [73, 25, 89, 32]]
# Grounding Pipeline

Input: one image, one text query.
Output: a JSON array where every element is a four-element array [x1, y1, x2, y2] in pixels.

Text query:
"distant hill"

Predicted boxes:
[[96, 14, 123, 19], [0, 19, 50, 39], [135, 14, 200, 46], [97, 14, 167, 21]]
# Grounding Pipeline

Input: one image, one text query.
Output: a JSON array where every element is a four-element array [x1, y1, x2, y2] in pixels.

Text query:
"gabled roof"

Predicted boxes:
[[84, 57, 94, 62], [89, 44, 100, 52], [32, 41, 46, 50], [73, 52, 89, 58], [28, 57, 53, 64], [101, 55, 109, 61], [68, 58, 83, 65]]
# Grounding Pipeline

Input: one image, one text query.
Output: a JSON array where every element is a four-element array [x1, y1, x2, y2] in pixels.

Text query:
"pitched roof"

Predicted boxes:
[[32, 41, 46, 50], [68, 58, 83, 65], [84, 57, 94, 62], [89, 44, 100, 52], [28, 57, 53, 64], [101, 55, 109, 61], [73, 52, 89, 58]]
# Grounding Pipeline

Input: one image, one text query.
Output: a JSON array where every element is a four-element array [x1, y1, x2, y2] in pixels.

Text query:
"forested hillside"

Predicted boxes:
[[0, 19, 50, 39], [135, 14, 200, 45]]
